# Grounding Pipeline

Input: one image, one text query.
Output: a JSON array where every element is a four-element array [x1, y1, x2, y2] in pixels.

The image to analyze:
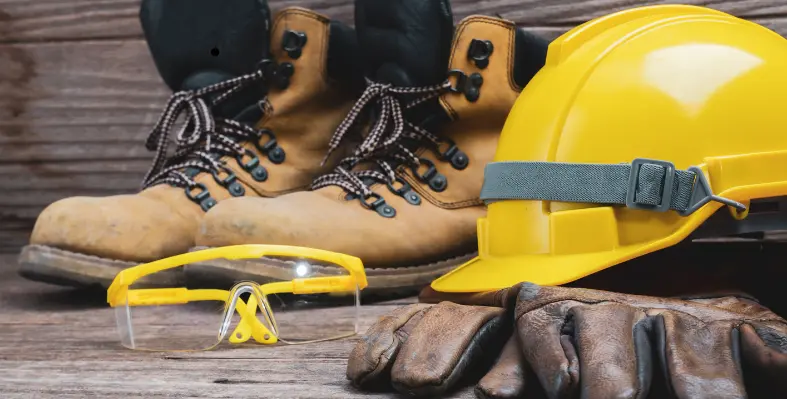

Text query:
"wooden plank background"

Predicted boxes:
[[1, 0, 786, 253]]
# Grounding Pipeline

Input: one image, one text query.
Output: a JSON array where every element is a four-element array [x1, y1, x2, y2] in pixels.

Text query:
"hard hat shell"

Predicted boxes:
[[432, 5, 787, 293]]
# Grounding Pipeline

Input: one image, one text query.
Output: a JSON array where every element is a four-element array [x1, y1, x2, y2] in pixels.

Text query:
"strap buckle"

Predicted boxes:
[[626, 158, 675, 213], [625, 158, 748, 216]]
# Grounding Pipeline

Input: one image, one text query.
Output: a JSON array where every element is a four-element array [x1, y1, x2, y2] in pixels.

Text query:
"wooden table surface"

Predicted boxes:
[[0, 254, 476, 398]]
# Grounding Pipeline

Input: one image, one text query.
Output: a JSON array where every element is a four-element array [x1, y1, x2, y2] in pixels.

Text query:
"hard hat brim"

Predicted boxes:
[[430, 243, 666, 293]]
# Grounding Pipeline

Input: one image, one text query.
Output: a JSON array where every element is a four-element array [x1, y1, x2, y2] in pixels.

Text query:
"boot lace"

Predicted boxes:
[[311, 78, 453, 201], [141, 62, 276, 190]]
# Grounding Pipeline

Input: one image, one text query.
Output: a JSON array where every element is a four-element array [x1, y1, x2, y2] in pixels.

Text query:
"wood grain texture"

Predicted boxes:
[[0, 39, 165, 230], [2, 0, 787, 251], [0, 0, 785, 42], [0, 255, 478, 398]]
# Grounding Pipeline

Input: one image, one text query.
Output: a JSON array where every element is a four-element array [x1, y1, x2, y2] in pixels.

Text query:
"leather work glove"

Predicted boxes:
[[346, 287, 535, 398], [512, 283, 787, 399], [346, 282, 787, 398]]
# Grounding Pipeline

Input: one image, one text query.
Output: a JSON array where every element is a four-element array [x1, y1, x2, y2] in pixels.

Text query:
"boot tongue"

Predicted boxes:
[[140, 0, 272, 119], [355, 0, 454, 87]]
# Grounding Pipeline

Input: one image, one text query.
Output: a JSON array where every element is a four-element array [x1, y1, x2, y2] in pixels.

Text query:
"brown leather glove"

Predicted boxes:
[[346, 288, 527, 397], [347, 282, 787, 398], [514, 283, 787, 399]]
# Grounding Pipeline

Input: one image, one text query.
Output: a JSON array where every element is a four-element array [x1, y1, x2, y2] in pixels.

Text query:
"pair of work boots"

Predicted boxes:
[[19, 0, 549, 294]]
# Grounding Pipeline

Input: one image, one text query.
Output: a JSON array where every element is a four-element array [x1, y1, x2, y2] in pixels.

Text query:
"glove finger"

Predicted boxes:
[[476, 336, 527, 399], [571, 303, 651, 399], [739, 323, 787, 395], [419, 284, 520, 307], [390, 302, 507, 397], [654, 312, 746, 399], [346, 303, 432, 389], [517, 301, 580, 398]]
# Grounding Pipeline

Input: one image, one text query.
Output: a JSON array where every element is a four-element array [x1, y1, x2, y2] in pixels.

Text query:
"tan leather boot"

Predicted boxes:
[[18, 6, 363, 288], [188, 1, 549, 295]]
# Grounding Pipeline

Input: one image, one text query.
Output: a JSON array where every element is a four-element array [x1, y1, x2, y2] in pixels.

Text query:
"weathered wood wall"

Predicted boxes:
[[1, 0, 786, 253]]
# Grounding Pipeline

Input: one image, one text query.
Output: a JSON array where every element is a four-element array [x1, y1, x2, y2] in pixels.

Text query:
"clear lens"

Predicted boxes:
[[113, 254, 362, 350], [114, 281, 228, 351], [263, 290, 360, 344], [254, 256, 361, 344]]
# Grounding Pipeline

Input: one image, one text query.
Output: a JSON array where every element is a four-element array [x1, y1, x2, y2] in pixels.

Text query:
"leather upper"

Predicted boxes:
[[196, 15, 535, 267], [29, 7, 360, 262]]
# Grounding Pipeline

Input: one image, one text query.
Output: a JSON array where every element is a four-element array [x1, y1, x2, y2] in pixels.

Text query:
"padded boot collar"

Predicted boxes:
[[355, 0, 454, 87]]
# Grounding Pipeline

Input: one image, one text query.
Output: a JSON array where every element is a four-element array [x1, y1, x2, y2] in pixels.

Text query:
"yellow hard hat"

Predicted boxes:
[[432, 4, 787, 293]]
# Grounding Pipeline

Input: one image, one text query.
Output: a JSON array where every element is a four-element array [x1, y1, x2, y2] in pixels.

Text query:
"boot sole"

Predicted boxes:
[[17, 245, 184, 289], [183, 247, 476, 298]]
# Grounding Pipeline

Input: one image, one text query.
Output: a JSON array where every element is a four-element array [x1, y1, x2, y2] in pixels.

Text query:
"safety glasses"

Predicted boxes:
[[107, 245, 368, 351]]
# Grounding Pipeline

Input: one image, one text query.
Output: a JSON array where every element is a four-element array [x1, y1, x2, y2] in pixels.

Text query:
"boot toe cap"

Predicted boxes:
[[30, 195, 195, 262]]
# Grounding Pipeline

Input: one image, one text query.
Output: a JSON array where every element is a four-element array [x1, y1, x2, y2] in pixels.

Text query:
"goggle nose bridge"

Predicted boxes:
[[219, 283, 279, 342]]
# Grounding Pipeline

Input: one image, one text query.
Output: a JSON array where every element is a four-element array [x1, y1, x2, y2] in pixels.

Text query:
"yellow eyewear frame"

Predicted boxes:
[[107, 244, 368, 346]]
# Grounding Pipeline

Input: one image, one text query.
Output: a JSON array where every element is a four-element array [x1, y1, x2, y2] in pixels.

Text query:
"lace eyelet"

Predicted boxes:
[[228, 182, 245, 197], [434, 139, 469, 170], [387, 177, 411, 196], [236, 149, 268, 182], [360, 192, 384, 210], [268, 147, 286, 164], [450, 153, 469, 170], [447, 70, 467, 94], [411, 159, 438, 182], [257, 128, 275, 142], [201, 198, 218, 211], [274, 63, 293, 90], [185, 183, 209, 201], [260, 138, 277, 152], [447, 69, 483, 102], [464, 84, 481, 102], [257, 59, 278, 78], [211, 168, 237, 187], [282, 30, 308, 59], [404, 191, 421, 205], [410, 159, 448, 193], [359, 192, 397, 218], [468, 39, 494, 69], [256, 129, 286, 164], [251, 167, 268, 182], [377, 204, 397, 218], [429, 175, 448, 192], [387, 177, 421, 206], [185, 183, 217, 211], [212, 168, 245, 197], [278, 62, 295, 78], [236, 149, 260, 173]]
